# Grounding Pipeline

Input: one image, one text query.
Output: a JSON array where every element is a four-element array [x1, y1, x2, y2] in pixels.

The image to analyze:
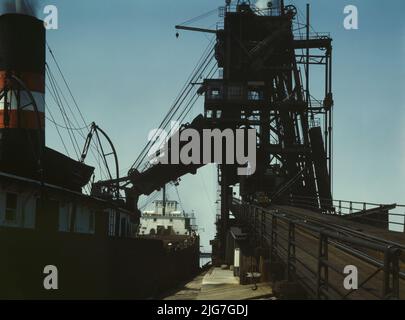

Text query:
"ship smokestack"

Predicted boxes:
[[0, 13, 46, 177], [0, 0, 38, 17], [15, 0, 23, 13]]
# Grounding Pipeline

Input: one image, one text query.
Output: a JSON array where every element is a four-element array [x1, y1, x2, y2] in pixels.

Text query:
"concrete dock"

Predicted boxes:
[[163, 267, 273, 300]]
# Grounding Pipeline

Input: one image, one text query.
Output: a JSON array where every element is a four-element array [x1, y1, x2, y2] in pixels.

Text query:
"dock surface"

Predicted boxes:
[[163, 267, 273, 300]]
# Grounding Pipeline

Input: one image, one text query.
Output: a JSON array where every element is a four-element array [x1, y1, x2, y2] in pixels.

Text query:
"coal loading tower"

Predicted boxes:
[[200, 1, 334, 260]]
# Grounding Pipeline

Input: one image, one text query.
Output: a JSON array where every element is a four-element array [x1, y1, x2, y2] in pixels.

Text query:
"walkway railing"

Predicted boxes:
[[287, 194, 405, 232], [231, 198, 404, 300]]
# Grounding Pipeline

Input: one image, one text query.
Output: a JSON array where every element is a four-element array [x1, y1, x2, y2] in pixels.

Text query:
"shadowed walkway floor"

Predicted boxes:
[[163, 267, 273, 300]]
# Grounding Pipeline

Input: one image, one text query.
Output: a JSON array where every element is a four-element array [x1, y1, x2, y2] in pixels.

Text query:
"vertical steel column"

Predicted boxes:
[[270, 215, 278, 263], [383, 246, 401, 299], [328, 48, 333, 194], [306, 4, 310, 105], [220, 169, 229, 260], [261, 209, 266, 247], [317, 233, 329, 299], [287, 222, 296, 281], [252, 207, 257, 234]]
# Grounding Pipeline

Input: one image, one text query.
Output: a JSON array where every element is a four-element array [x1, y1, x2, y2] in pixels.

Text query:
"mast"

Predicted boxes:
[[162, 184, 166, 216]]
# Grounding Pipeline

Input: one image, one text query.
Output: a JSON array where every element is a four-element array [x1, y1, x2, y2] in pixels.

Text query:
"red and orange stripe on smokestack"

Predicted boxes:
[[0, 13, 45, 132]]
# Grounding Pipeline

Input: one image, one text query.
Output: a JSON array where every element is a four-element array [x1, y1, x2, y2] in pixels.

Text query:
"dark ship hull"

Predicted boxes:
[[0, 226, 199, 299], [0, 13, 199, 300], [0, 172, 200, 300]]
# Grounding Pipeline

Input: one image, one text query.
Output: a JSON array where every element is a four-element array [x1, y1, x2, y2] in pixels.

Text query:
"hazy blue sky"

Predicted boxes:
[[19, 0, 405, 250]]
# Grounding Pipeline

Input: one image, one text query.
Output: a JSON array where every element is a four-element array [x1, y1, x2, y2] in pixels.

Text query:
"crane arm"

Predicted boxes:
[[93, 115, 213, 197], [175, 25, 217, 34]]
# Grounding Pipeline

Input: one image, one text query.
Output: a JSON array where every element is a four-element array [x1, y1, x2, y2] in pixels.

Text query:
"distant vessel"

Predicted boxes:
[[139, 200, 195, 237]]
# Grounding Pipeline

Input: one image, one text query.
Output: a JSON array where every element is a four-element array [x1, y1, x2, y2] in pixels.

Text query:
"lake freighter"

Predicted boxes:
[[0, 10, 199, 299]]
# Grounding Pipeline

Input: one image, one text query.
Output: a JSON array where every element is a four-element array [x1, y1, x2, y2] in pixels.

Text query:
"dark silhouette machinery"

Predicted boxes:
[[71, 1, 405, 299], [92, 0, 334, 262], [1, 1, 403, 300]]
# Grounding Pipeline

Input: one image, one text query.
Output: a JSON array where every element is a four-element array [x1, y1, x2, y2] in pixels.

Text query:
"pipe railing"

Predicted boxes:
[[287, 194, 405, 232], [231, 198, 403, 300]]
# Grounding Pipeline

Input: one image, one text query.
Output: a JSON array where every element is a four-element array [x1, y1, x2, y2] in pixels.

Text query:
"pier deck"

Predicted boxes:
[[163, 268, 273, 300]]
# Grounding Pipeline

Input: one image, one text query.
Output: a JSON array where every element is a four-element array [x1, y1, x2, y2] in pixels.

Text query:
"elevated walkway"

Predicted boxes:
[[230, 199, 405, 299]]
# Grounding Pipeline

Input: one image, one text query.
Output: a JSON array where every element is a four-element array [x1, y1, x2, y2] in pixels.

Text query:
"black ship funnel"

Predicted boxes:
[[0, 10, 95, 191], [0, 11, 46, 178], [0, 0, 38, 17]]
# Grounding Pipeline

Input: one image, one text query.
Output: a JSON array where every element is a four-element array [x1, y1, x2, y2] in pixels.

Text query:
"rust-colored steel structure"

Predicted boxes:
[[203, 2, 333, 259], [95, 1, 335, 260], [91, 1, 404, 300]]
